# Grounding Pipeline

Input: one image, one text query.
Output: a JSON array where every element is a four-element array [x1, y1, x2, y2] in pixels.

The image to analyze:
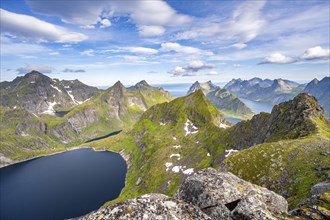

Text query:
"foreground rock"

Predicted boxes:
[[175, 168, 288, 220], [80, 193, 211, 220], [81, 169, 288, 220]]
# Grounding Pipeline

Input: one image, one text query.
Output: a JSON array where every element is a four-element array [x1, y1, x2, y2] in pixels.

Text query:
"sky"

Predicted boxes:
[[0, 0, 329, 86]]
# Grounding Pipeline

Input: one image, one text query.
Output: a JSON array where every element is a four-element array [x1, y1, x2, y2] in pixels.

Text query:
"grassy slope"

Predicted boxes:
[[82, 91, 230, 205], [222, 118, 330, 209]]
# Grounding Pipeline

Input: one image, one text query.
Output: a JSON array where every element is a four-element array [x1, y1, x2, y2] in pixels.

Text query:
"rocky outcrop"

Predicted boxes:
[[228, 93, 326, 149], [80, 193, 211, 220], [175, 168, 288, 220], [81, 169, 288, 220]]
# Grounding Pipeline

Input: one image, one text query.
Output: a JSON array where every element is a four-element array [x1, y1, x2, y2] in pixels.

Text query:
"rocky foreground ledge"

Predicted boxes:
[[81, 168, 289, 220]]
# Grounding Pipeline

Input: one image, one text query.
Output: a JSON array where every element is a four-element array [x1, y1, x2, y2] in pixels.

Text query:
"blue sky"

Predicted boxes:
[[1, 0, 329, 86]]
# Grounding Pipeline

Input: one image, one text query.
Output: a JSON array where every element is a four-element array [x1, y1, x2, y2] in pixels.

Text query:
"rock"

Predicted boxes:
[[174, 168, 288, 220], [311, 181, 330, 195], [80, 193, 211, 220]]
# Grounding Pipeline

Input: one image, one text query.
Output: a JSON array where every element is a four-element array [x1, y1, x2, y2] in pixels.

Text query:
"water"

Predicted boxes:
[[239, 98, 273, 114], [85, 130, 122, 143], [0, 148, 127, 220], [224, 116, 242, 124]]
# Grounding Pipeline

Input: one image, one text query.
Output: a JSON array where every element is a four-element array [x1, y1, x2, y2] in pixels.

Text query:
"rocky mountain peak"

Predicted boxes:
[[111, 81, 126, 92], [271, 79, 292, 91], [135, 80, 150, 87], [24, 71, 51, 83], [276, 92, 324, 120], [187, 81, 202, 94], [229, 93, 326, 149]]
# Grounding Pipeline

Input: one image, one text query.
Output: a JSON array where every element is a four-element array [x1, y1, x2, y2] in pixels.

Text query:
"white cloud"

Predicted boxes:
[[80, 49, 95, 56], [0, 9, 87, 43], [161, 42, 213, 56], [229, 43, 247, 49], [168, 60, 215, 76], [16, 64, 54, 75], [100, 19, 111, 28], [300, 46, 330, 60], [138, 25, 165, 37], [26, 0, 191, 36], [0, 35, 47, 55], [63, 68, 86, 73], [125, 47, 158, 55], [48, 52, 59, 55], [258, 53, 297, 64], [206, 71, 218, 75], [175, 1, 266, 43]]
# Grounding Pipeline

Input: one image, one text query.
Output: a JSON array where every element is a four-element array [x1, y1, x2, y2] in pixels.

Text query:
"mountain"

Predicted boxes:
[[84, 90, 230, 202], [0, 77, 173, 166], [227, 93, 326, 149], [0, 71, 99, 114], [224, 78, 304, 104], [303, 76, 330, 117], [187, 81, 254, 119], [84, 92, 329, 216]]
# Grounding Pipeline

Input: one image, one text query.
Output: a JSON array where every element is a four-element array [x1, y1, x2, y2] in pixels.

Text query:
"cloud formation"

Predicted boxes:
[[26, 0, 191, 36], [175, 1, 266, 43], [16, 64, 54, 75], [0, 9, 87, 43], [300, 46, 330, 60], [63, 68, 86, 73], [80, 49, 95, 56], [161, 42, 213, 56], [258, 53, 297, 64], [168, 61, 215, 76], [125, 47, 158, 55]]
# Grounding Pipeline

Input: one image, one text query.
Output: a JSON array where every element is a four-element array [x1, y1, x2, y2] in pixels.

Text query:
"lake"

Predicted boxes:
[[239, 98, 273, 114], [0, 148, 127, 220]]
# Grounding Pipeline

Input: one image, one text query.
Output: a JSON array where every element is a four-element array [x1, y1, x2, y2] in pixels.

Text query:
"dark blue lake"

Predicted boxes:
[[0, 148, 127, 220]]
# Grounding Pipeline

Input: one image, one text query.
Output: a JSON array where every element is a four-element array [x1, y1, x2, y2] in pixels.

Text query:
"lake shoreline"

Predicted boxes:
[[0, 146, 125, 169]]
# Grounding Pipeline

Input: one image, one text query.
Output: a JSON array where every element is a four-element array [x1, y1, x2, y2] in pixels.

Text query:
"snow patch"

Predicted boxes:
[[172, 137, 177, 140], [30, 81, 36, 84], [225, 149, 239, 158], [50, 84, 62, 93], [165, 162, 173, 171], [220, 123, 229, 128], [170, 154, 180, 160], [183, 168, 194, 175], [173, 145, 182, 149], [13, 106, 17, 109], [64, 86, 70, 89], [76, 98, 90, 105], [42, 101, 57, 115], [172, 166, 182, 173], [184, 119, 199, 136], [207, 153, 210, 157], [160, 122, 166, 126]]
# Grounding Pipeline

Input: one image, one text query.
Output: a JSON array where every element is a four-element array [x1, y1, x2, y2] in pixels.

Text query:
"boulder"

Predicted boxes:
[[80, 193, 211, 220], [174, 168, 288, 220]]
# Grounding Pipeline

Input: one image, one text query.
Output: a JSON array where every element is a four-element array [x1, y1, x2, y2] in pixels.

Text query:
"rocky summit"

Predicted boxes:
[[81, 168, 289, 220]]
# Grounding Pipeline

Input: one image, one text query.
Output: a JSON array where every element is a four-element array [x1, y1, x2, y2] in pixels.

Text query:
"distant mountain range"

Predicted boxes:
[[187, 81, 254, 119], [224, 77, 330, 117], [0, 71, 172, 163]]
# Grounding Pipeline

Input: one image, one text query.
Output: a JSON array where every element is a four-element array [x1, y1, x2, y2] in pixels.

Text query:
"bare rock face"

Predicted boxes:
[[174, 168, 288, 220], [81, 169, 289, 220], [80, 193, 211, 220]]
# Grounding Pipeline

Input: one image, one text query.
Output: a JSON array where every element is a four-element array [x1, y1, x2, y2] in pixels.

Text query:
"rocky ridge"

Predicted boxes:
[[187, 81, 253, 119], [81, 168, 289, 220], [227, 93, 325, 149]]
